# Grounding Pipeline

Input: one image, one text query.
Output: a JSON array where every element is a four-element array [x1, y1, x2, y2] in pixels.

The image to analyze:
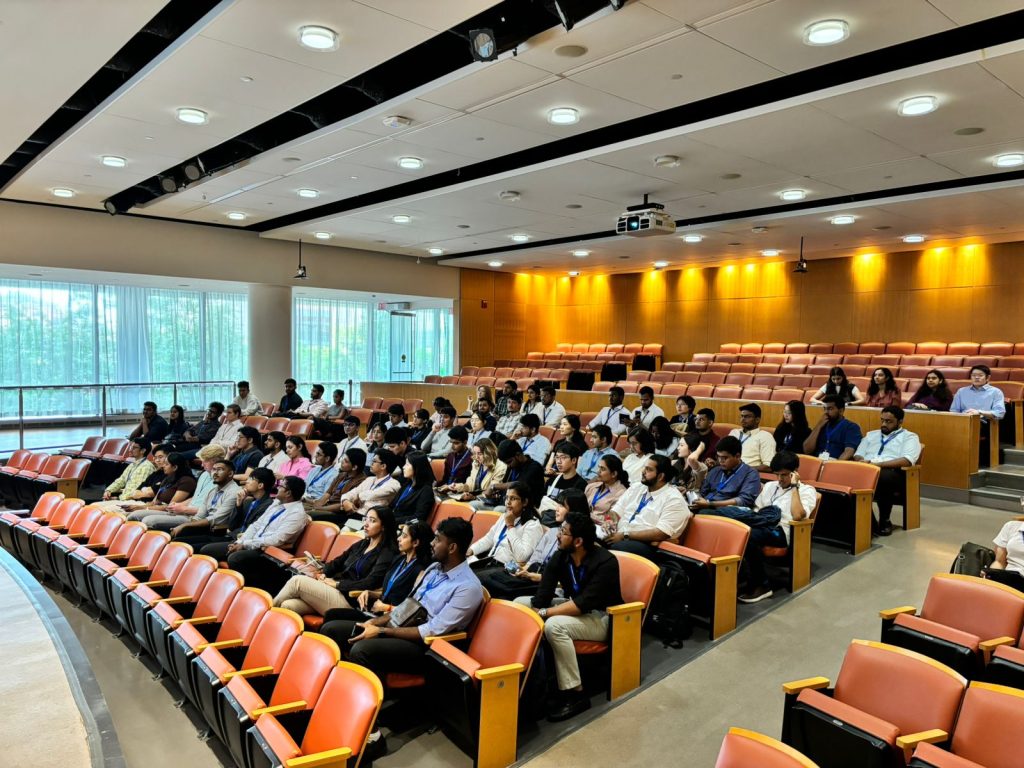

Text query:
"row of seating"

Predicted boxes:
[[549, 342, 664, 356], [685, 353, 1024, 370], [0, 451, 89, 507], [720, 341, 1024, 355]]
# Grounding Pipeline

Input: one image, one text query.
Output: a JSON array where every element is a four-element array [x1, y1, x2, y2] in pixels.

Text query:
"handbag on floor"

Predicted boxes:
[[949, 541, 995, 576]]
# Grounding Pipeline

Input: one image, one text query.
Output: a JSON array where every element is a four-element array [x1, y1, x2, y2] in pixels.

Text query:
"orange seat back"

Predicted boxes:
[[20, 453, 49, 474], [716, 727, 818, 768], [98, 438, 129, 456], [796, 455, 823, 481], [467, 600, 545, 686], [270, 633, 342, 708], [192, 569, 244, 620], [5, 449, 32, 471], [105, 521, 146, 560], [817, 460, 880, 492], [471, 511, 500, 544], [263, 417, 290, 433], [242, 608, 303, 671], [29, 491, 65, 522], [682, 515, 750, 559], [65, 503, 101, 536], [611, 551, 660, 619], [833, 640, 965, 737], [244, 416, 269, 430], [291, 521, 340, 560], [169, 555, 218, 599], [430, 501, 473, 528], [920, 574, 1024, 644], [324, 532, 362, 561], [947, 341, 980, 356], [37, 455, 70, 477], [980, 342, 1013, 356], [299, 663, 382, 759], [285, 420, 313, 438], [127, 530, 170, 569], [150, 541, 193, 584], [430, 458, 445, 484], [360, 397, 382, 411], [260, 402, 277, 417], [61, 459, 91, 482], [950, 682, 1024, 768], [216, 587, 273, 645], [83, 513, 122, 548], [886, 342, 916, 355]]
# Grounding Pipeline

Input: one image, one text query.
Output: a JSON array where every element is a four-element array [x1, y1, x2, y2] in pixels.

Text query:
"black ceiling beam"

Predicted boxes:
[[249, 8, 1024, 234]]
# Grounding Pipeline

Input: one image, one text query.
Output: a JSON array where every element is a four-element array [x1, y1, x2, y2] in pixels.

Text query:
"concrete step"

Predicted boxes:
[[979, 465, 1024, 492], [1002, 447, 1024, 466], [968, 486, 1024, 512]]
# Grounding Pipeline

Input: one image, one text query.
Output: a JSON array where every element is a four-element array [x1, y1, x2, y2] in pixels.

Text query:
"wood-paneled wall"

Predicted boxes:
[[459, 241, 1024, 366]]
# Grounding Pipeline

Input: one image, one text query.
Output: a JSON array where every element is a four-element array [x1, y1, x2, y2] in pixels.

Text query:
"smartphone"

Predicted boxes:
[[504, 559, 519, 575], [619, 413, 631, 425]]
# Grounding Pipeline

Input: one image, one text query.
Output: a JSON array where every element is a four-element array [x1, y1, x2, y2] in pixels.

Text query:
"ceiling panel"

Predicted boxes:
[[355, 0, 503, 31], [926, 0, 1024, 25], [419, 59, 555, 112], [640, 0, 773, 27], [396, 114, 555, 160], [810, 156, 963, 193]]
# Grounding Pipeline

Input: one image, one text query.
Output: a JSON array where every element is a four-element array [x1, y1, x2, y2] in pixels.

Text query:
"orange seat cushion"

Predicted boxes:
[[572, 640, 609, 655], [253, 713, 302, 763], [797, 688, 899, 745], [912, 742, 984, 768], [225, 675, 267, 717], [894, 613, 980, 652], [386, 673, 425, 689], [761, 546, 789, 558], [302, 615, 324, 630], [992, 643, 1024, 664], [658, 541, 711, 565]]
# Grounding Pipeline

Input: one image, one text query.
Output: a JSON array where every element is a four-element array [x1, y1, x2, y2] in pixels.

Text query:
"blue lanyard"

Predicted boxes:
[[823, 421, 842, 447], [586, 451, 601, 475], [876, 429, 902, 457], [383, 557, 416, 599], [260, 505, 287, 534], [416, 569, 445, 600], [370, 476, 390, 491], [739, 432, 751, 444], [603, 406, 622, 425], [522, 437, 535, 452], [543, 406, 551, 422], [629, 493, 652, 523], [243, 498, 262, 526], [590, 486, 611, 508], [716, 471, 734, 493], [507, 468, 519, 482], [492, 524, 511, 554], [308, 466, 329, 487], [475, 466, 488, 488], [395, 484, 414, 507], [208, 489, 224, 511], [448, 450, 469, 483], [568, 562, 585, 595]]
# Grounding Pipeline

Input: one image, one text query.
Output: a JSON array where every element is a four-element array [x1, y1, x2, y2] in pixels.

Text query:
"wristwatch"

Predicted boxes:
[[623, 531, 630, 540], [539, 608, 548, 618]]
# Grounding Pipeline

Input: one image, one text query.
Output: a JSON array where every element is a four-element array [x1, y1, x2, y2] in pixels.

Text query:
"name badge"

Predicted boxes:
[[818, 451, 831, 461]]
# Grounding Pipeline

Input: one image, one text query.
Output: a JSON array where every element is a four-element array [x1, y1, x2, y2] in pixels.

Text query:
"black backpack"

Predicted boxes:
[[950, 541, 995, 576], [646, 559, 692, 649]]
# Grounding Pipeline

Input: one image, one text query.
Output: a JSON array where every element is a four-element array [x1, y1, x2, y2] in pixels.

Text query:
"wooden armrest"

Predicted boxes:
[[607, 601, 644, 616], [124, 565, 149, 572], [221, 665, 274, 681], [879, 605, 916, 620], [980, 636, 1016, 663], [782, 676, 830, 695], [710, 554, 741, 566], [475, 663, 524, 681], [174, 615, 217, 628], [348, 591, 363, 598], [49, 525, 68, 532], [252, 700, 307, 717], [104, 553, 128, 559], [195, 638, 243, 652], [789, 519, 813, 529], [900, 464, 921, 473], [139, 578, 169, 587], [896, 728, 947, 761], [284, 747, 352, 768], [425, 632, 467, 645], [67, 532, 90, 540], [151, 595, 193, 606]]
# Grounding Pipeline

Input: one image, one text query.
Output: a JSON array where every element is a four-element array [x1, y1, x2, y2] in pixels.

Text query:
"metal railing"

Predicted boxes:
[[0, 380, 235, 452]]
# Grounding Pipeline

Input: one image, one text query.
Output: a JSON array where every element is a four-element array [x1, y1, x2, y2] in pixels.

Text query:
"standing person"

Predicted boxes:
[[865, 367, 902, 408], [773, 400, 811, 453], [951, 364, 1005, 467], [233, 381, 263, 416], [906, 369, 953, 412]]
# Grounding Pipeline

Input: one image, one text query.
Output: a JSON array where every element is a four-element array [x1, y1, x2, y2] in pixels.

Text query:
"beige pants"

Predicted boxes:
[[273, 575, 353, 616], [515, 596, 608, 690]]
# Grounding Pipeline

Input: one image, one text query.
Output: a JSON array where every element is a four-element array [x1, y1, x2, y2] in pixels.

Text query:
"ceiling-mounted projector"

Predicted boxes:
[[616, 195, 676, 237]]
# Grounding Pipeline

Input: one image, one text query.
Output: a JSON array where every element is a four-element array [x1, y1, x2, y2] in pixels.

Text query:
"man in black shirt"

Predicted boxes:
[[178, 402, 223, 459], [540, 442, 588, 524], [129, 401, 169, 442], [279, 378, 303, 415], [522, 511, 622, 722], [485, 440, 545, 509], [228, 426, 264, 482]]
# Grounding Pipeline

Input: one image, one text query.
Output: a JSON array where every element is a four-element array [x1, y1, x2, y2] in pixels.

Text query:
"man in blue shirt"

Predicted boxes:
[[951, 364, 1005, 468], [691, 436, 761, 511], [302, 441, 339, 514], [579, 425, 617, 481], [804, 395, 862, 460]]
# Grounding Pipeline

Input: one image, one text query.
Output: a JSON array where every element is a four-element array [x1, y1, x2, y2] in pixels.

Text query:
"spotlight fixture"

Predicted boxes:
[[52, 188, 75, 198], [830, 214, 856, 225], [298, 25, 339, 51], [297, 188, 319, 198], [313, 231, 331, 240], [391, 214, 412, 224], [548, 107, 579, 125], [779, 189, 806, 201], [101, 155, 126, 168], [159, 175, 179, 194], [803, 19, 849, 46], [898, 95, 938, 117], [176, 107, 208, 125], [468, 28, 498, 62], [654, 155, 681, 168], [653, 261, 669, 269], [181, 158, 205, 181], [294, 239, 309, 280], [498, 190, 521, 202], [428, 248, 445, 256], [510, 233, 530, 243], [102, 199, 118, 215], [226, 211, 246, 221], [572, 249, 590, 257], [902, 234, 926, 244], [568, 271, 581, 276], [994, 153, 1024, 168], [793, 236, 808, 273], [398, 157, 423, 170], [761, 249, 780, 257], [681, 234, 703, 243], [488, 260, 503, 268]]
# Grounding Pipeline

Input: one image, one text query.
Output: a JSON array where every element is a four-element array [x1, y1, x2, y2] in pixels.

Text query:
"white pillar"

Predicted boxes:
[[248, 284, 292, 402]]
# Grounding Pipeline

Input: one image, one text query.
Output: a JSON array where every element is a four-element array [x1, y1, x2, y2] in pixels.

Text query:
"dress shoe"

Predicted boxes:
[[547, 692, 591, 722], [878, 521, 894, 537]]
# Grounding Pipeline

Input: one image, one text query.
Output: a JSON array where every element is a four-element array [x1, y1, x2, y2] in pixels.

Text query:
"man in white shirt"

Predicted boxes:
[[588, 386, 630, 436], [537, 386, 566, 428], [232, 380, 264, 416], [605, 454, 690, 559], [336, 416, 368, 461], [734, 450, 818, 604], [286, 384, 329, 420], [211, 404, 244, 451], [628, 387, 665, 430], [226, 475, 311, 591], [729, 403, 776, 471], [340, 449, 401, 524], [516, 414, 551, 466], [853, 405, 922, 537], [258, 431, 289, 474]]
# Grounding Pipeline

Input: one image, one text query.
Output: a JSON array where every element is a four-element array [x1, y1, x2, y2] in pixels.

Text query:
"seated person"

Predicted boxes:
[[588, 386, 629, 435], [537, 386, 567, 427], [391, 452, 436, 524], [650, 416, 679, 458], [306, 448, 367, 521], [363, 423, 386, 470], [494, 392, 523, 439], [986, 516, 1024, 590], [734, 451, 818, 604], [585, 454, 629, 532], [482, 490, 589, 600], [383, 427, 410, 473], [669, 395, 697, 433], [673, 433, 708, 495], [429, 396, 453, 425], [385, 403, 408, 429], [516, 413, 551, 466], [406, 408, 432, 449], [154, 444, 227, 522], [864, 367, 902, 408], [336, 415, 369, 456], [494, 380, 517, 417], [951, 364, 1005, 467], [313, 388, 349, 440], [275, 436, 313, 481], [437, 426, 472, 488], [474, 439, 545, 511], [579, 424, 617, 481], [439, 439, 505, 501], [191, 468, 276, 556], [803, 395, 863, 460], [279, 378, 303, 415], [475, 398, 496, 431], [227, 426, 264, 482], [464, 384, 493, 415], [233, 380, 263, 416], [466, 411, 492, 449], [539, 443, 588, 520], [164, 459, 240, 537], [225, 476, 311, 592], [522, 384, 543, 420], [281, 383, 328, 420], [520, 511, 623, 722], [622, 427, 655, 484], [545, 415, 587, 474], [693, 408, 721, 467], [273, 506, 399, 616], [340, 449, 401, 521], [302, 442, 339, 509], [126, 452, 199, 523], [258, 431, 289, 474], [97, 443, 170, 512], [810, 366, 865, 406], [176, 402, 224, 459], [728, 403, 776, 471], [773, 400, 811, 452], [129, 400, 169, 442], [420, 406, 457, 458], [166, 405, 191, 447], [852, 406, 922, 536], [906, 369, 953, 411], [209, 404, 243, 452], [470, 480, 545, 590], [626, 386, 665, 430], [690, 436, 761, 513], [605, 454, 691, 559], [101, 438, 155, 501]]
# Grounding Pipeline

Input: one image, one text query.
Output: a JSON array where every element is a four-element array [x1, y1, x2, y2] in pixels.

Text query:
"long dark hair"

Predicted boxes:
[[560, 414, 585, 449], [405, 451, 434, 488], [405, 520, 434, 564], [628, 426, 656, 455], [914, 369, 952, 402], [648, 416, 675, 450], [366, 505, 399, 550], [163, 452, 192, 480], [168, 405, 186, 424], [286, 435, 310, 459], [774, 400, 810, 450], [867, 367, 899, 397], [599, 454, 629, 488], [824, 366, 854, 399], [557, 489, 591, 516], [506, 480, 539, 523]]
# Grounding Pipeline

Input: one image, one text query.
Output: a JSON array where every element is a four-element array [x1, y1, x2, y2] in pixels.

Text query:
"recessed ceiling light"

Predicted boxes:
[[554, 44, 588, 57], [101, 155, 126, 168], [239, 75, 254, 83], [176, 107, 208, 125], [751, 226, 768, 234], [803, 19, 849, 46], [498, 190, 521, 202], [297, 188, 319, 198], [298, 25, 339, 51], [994, 153, 1024, 168], [830, 215, 856, 225], [488, 261, 503, 268], [568, 271, 581, 276], [392, 214, 411, 224], [428, 247, 444, 256], [398, 157, 422, 170], [779, 188, 806, 201], [572, 249, 590, 257], [681, 234, 703, 243], [226, 211, 246, 221], [902, 234, 926, 243], [548, 107, 579, 125], [381, 115, 411, 129], [720, 172, 742, 180], [654, 155, 681, 168], [52, 188, 75, 198], [761, 249, 780, 257], [653, 261, 669, 268], [898, 95, 938, 117], [313, 231, 331, 240], [565, 203, 582, 209], [954, 126, 984, 136], [510, 233, 530, 243]]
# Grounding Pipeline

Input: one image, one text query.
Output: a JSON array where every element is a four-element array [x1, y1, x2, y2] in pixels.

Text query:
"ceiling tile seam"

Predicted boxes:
[[924, 1, 959, 26], [555, 22, 696, 79], [685, 0, 776, 30]]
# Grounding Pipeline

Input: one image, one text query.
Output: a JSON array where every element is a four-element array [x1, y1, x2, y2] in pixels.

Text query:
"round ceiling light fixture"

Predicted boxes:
[[654, 155, 681, 168], [510, 233, 530, 243], [175, 107, 208, 125], [572, 249, 590, 257], [653, 261, 669, 269], [298, 25, 339, 51], [681, 234, 703, 243], [428, 247, 444, 256], [898, 95, 938, 117], [761, 249, 780, 257], [488, 260, 503, 268], [804, 19, 850, 46], [101, 155, 126, 168], [548, 107, 580, 125], [568, 270, 581, 276], [313, 231, 331, 240], [391, 214, 412, 224], [52, 187, 75, 198], [397, 156, 422, 170], [830, 214, 856, 225], [226, 211, 246, 221], [779, 188, 806, 201], [993, 153, 1024, 168], [902, 234, 926, 243], [297, 188, 319, 198]]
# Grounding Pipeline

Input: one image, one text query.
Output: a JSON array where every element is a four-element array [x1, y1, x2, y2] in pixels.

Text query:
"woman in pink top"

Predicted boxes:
[[276, 435, 313, 481], [865, 367, 903, 408]]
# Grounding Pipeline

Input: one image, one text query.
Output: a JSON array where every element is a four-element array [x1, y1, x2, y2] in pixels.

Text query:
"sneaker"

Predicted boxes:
[[738, 585, 773, 604], [361, 731, 387, 765]]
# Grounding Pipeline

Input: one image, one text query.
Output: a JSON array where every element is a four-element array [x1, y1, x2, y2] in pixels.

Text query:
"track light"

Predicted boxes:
[[793, 236, 808, 273], [468, 28, 498, 61], [182, 158, 205, 181], [547, 1, 575, 31], [293, 239, 309, 280], [160, 175, 179, 193], [103, 199, 119, 216]]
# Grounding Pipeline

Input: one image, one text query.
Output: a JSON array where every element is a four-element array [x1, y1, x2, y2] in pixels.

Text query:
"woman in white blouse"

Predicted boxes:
[[468, 481, 544, 569], [622, 427, 655, 485], [986, 517, 1024, 590]]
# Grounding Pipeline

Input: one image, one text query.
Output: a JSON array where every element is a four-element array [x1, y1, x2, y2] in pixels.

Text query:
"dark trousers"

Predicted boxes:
[[226, 549, 289, 594], [348, 636, 428, 680], [200, 541, 233, 561], [608, 539, 659, 559], [476, 567, 540, 600], [874, 467, 906, 525], [743, 526, 788, 588], [985, 568, 1024, 590]]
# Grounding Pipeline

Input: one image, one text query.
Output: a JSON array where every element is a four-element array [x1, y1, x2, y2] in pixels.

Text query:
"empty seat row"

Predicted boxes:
[[0, 450, 90, 508], [683, 353, 1024, 369], [722, 341, 1024, 355]]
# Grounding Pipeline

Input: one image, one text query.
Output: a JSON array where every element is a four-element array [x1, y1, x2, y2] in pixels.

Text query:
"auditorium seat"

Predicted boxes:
[[493, 367, 513, 378], [730, 363, 755, 374], [871, 355, 901, 367], [692, 353, 715, 363], [125, 554, 218, 651], [833, 342, 859, 354], [917, 341, 948, 355], [782, 639, 966, 768], [714, 354, 738, 364], [49, 510, 121, 591], [683, 362, 707, 373], [658, 515, 749, 639], [67, 520, 146, 605], [429, 501, 474, 529], [887, 342, 917, 355], [740, 343, 762, 353], [807, 343, 832, 354], [301, 534, 362, 631], [27, 502, 102, 579], [782, 375, 812, 388], [688, 384, 715, 398], [963, 356, 997, 369], [771, 387, 806, 403], [705, 362, 731, 374], [880, 573, 1024, 679], [244, 415, 269, 431], [814, 354, 842, 366], [698, 373, 726, 385], [651, 371, 676, 384], [938, 367, 968, 381], [471, 511, 501, 545], [754, 363, 780, 374], [440, 375, 460, 385], [762, 491, 822, 593], [0, 490, 63, 554], [87, 530, 170, 619], [592, 381, 615, 392], [555, 343, 572, 354], [661, 384, 688, 397], [606, 343, 625, 354], [617, 381, 639, 394], [424, 375, 442, 384], [719, 343, 742, 354], [716, 727, 818, 768], [742, 386, 772, 401], [779, 364, 806, 375], [662, 362, 684, 372], [59, 436, 104, 459], [107, 541, 193, 637], [843, 354, 872, 366], [932, 355, 964, 368], [946, 379, 970, 393], [725, 373, 754, 386], [900, 366, 930, 381], [260, 402, 277, 417], [626, 370, 650, 382], [762, 343, 786, 354], [647, 382, 663, 394], [947, 342, 980, 356], [788, 354, 814, 365], [761, 354, 786, 365], [477, 367, 495, 378], [999, 355, 1024, 368], [980, 342, 1014, 356], [674, 372, 701, 384], [284, 419, 313, 438], [786, 343, 810, 353], [901, 354, 932, 366], [858, 342, 886, 354], [262, 521, 339, 571], [262, 417, 290, 435], [814, 460, 880, 555], [753, 375, 783, 387], [460, 366, 480, 377]]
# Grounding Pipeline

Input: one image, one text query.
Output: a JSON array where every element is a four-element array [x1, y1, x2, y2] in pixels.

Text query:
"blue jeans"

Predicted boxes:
[[705, 504, 781, 529]]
